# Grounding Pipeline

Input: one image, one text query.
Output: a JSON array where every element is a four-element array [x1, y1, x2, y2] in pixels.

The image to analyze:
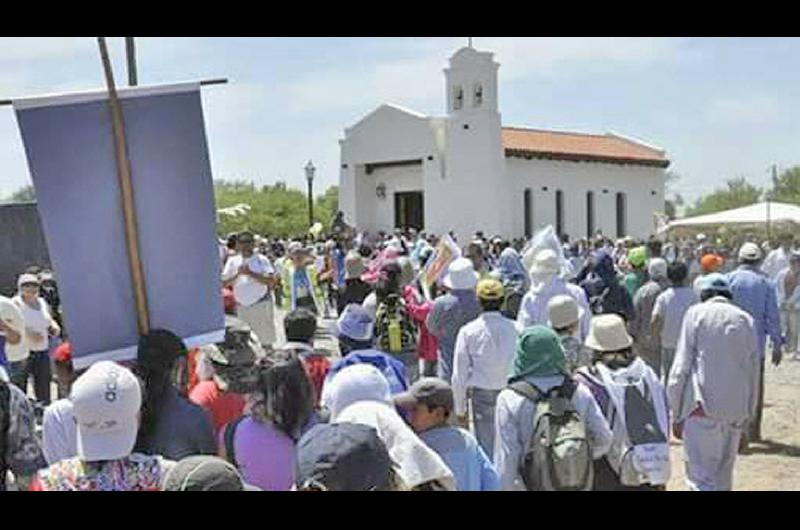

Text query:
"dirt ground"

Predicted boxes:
[[667, 356, 800, 490]]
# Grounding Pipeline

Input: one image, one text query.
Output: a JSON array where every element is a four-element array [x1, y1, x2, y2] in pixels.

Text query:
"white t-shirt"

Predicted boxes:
[[0, 295, 28, 362], [222, 253, 275, 307], [42, 398, 78, 465], [652, 286, 698, 349], [12, 295, 56, 354]]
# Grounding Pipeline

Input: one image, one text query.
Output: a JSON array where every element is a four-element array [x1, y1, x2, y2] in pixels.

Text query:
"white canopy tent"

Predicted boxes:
[[664, 201, 800, 232]]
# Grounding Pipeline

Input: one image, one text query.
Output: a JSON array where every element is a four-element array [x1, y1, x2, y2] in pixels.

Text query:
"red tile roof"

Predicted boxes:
[[502, 127, 669, 168]]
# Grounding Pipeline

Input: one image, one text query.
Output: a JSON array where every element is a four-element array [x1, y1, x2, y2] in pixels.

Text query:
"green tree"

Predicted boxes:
[[766, 166, 800, 203], [664, 171, 683, 220], [214, 179, 338, 238], [5, 184, 36, 203], [685, 177, 762, 217]]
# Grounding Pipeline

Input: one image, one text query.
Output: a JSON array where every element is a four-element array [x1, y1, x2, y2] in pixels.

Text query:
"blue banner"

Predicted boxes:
[[13, 83, 224, 368]]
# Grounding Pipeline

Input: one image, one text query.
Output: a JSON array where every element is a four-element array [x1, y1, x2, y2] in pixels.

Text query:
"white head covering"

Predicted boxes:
[[647, 258, 668, 280], [529, 249, 560, 294], [322, 364, 392, 419], [333, 400, 456, 491]]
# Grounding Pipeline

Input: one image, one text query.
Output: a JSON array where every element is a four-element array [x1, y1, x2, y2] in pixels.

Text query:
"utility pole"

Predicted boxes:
[[767, 163, 777, 242], [125, 37, 138, 86]]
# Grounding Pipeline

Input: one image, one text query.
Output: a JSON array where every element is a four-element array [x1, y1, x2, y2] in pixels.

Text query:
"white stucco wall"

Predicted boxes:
[[506, 157, 665, 240], [339, 104, 441, 231]]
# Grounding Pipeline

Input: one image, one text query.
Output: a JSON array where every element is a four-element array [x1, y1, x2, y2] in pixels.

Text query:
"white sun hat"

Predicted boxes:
[[442, 257, 479, 290], [547, 295, 580, 330], [585, 314, 633, 352]]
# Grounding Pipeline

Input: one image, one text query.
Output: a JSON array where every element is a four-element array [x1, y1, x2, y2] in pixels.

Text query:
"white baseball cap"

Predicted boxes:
[[442, 258, 479, 290], [70, 361, 142, 462], [738, 242, 762, 262], [17, 273, 40, 289]]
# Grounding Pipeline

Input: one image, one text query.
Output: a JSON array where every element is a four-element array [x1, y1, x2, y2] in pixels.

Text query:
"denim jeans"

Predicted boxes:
[[10, 350, 51, 405], [468, 387, 501, 459]]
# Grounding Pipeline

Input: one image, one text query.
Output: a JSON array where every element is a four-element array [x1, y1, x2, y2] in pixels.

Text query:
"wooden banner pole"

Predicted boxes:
[[97, 36, 150, 336]]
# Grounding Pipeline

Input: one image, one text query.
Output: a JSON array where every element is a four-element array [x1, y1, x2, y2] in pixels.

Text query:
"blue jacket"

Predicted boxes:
[[727, 265, 782, 357], [420, 425, 499, 491]]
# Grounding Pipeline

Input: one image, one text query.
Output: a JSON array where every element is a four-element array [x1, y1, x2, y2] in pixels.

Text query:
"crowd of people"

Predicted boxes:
[[0, 215, 794, 491]]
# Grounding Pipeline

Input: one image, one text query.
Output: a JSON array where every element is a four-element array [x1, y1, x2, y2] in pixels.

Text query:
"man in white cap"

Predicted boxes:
[[630, 258, 670, 377], [11, 273, 60, 405], [221, 230, 277, 349], [426, 257, 482, 383], [30, 361, 175, 490], [547, 295, 591, 373], [517, 249, 591, 341], [727, 241, 782, 446], [668, 273, 759, 491]]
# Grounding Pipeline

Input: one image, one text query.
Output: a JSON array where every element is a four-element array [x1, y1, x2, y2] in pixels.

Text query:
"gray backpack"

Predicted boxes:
[[509, 379, 593, 491]]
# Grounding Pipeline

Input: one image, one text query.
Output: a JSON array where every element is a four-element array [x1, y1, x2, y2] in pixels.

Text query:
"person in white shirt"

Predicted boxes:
[[493, 325, 612, 491], [221, 231, 277, 349], [517, 249, 591, 341], [774, 251, 800, 360], [0, 295, 26, 376], [652, 262, 698, 382], [762, 234, 793, 281], [668, 273, 760, 491], [11, 273, 60, 405], [451, 278, 518, 458]]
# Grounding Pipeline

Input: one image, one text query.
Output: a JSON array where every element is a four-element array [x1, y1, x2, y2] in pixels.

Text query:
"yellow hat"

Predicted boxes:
[[476, 278, 504, 301]]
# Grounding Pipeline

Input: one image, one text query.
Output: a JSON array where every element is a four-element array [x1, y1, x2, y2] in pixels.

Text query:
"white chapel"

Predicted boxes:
[[338, 44, 669, 241]]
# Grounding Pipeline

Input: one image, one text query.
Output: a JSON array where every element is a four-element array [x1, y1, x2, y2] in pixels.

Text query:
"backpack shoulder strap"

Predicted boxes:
[[558, 377, 578, 400], [223, 415, 246, 469], [508, 380, 543, 402]]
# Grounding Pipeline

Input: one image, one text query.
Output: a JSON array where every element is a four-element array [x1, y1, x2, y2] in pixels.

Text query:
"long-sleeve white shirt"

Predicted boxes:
[[451, 312, 518, 417], [762, 248, 791, 281], [493, 375, 612, 491], [667, 297, 760, 425]]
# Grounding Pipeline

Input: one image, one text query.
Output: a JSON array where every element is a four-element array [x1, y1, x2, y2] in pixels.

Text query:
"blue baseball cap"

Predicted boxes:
[[699, 272, 731, 294]]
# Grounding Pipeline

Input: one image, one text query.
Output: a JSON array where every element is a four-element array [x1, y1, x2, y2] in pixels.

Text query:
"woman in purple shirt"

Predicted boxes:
[[221, 351, 315, 491]]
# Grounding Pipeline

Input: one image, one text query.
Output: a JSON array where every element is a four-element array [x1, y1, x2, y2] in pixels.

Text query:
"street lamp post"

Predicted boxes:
[[305, 160, 315, 228]]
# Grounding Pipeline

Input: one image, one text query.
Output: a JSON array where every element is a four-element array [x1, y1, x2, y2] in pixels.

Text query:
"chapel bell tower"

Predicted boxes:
[[438, 44, 511, 238]]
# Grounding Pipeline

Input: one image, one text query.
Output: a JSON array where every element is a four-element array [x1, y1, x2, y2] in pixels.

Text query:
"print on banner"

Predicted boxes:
[[12, 83, 225, 368], [422, 234, 461, 296]]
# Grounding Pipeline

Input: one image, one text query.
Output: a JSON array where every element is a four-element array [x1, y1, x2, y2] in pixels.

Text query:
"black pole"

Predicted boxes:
[[307, 178, 314, 228], [125, 37, 138, 86]]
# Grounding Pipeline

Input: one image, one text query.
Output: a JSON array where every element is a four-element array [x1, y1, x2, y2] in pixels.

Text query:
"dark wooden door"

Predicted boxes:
[[394, 191, 424, 230]]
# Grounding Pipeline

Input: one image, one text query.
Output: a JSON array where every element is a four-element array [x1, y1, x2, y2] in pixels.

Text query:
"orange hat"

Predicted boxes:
[[700, 254, 722, 273]]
